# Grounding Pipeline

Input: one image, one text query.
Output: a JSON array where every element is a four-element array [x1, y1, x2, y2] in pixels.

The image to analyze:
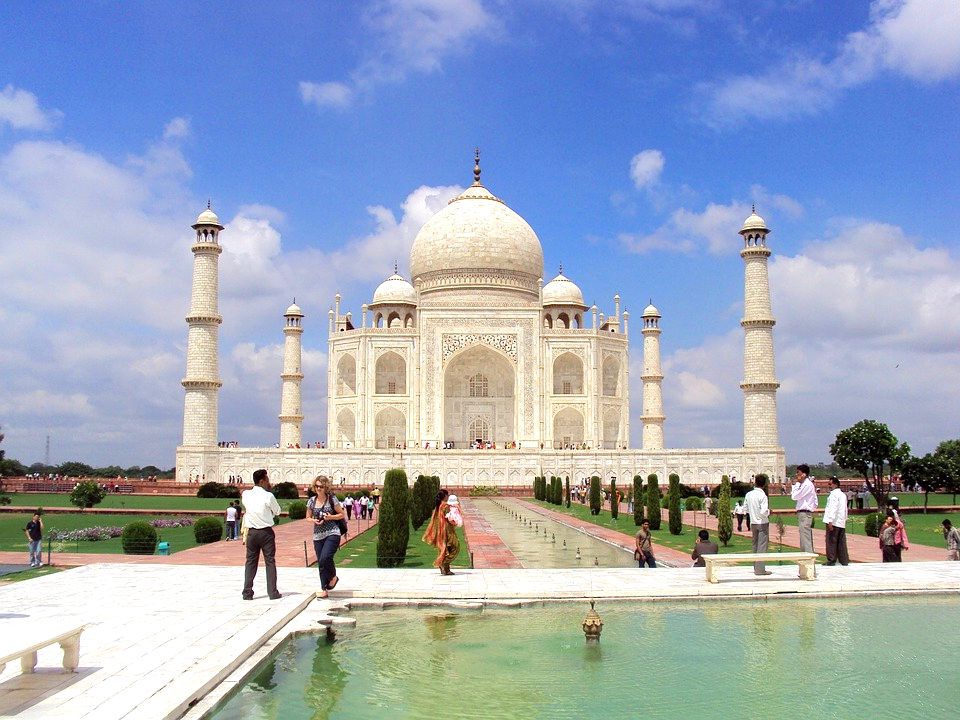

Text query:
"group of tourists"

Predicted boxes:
[[340, 493, 376, 520]]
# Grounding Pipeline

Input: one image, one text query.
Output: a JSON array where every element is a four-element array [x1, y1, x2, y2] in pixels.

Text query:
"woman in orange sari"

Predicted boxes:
[[422, 489, 460, 575]]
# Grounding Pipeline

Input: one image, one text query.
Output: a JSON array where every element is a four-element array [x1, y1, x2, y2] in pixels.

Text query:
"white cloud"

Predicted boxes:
[[162, 116, 191, 141], [299, 81, 353, 110], [620, 200, 752, 255], [701, 0, 960, 124], [301, 0, 498, 110], [630, 149, 665, 190], [0, 85, 62, 131]]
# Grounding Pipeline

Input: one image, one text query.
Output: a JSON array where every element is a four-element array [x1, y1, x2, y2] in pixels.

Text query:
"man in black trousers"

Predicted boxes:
[[241, 469, 282, 600]]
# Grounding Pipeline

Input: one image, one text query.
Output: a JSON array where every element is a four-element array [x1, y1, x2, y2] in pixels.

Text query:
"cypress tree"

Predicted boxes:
[[589, 476, 602, 515], [610, 478, 619, 519], [565, 477, 571, 508], [717, 474, 733, 547], [668, 473, 682, 535], [633, 475, 645, 526], [410, 475, 428, 530], [376, 468, 410, 567], [646, 474, 661, 530], [553, 477, 562, 505]]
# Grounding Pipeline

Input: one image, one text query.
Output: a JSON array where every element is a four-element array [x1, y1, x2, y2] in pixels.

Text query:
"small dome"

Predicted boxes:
[[542, 270, 585, 306], [642, 303, 660, 317], [284, 302, 303, 317], [371, 272, 417, 306], [193, 202, 223, 230], [740, 209, 768, 234]]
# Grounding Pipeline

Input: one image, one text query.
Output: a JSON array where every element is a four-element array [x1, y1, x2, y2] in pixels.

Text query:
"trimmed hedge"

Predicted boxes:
[[272, 481, 300, 500], [194, 516, 224, 544], [377, 468, 410, 568], [646, 474, 661, 530], [633, 475, 645, 526], [668, 473, 682, 535], [288, 500, 307, 520], [121, 521, 158, 555], [717, 475, 733, 546], [196, 482, 241, 499], [589, 476, 601, 515]]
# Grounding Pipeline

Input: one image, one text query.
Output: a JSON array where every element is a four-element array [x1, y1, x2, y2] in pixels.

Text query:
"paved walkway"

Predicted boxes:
[[2, 561, 959, 720], [460, 497, 523, 569]]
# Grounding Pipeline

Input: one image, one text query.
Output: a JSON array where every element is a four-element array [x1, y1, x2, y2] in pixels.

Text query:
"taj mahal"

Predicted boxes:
[[176, 155, 785, 487]]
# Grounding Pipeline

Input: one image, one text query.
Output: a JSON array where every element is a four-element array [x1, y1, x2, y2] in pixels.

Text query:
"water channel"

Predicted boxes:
[[469, 498, 636, 568]]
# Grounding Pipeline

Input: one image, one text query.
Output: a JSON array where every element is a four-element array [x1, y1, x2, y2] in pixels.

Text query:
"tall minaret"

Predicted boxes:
[[640, 302, 665, 450], [739, 207, 780, 447], [181, 203, 224, 447], [279, 301, 304, 448]]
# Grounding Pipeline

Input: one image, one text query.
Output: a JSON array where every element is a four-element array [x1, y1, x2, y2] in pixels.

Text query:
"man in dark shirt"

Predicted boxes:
[[691, 529, 719, 567], [25, 513, 43, 567]]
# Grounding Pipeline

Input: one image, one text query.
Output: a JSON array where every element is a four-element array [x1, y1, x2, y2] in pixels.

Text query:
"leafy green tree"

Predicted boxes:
[[377, 469, 410, 568], [829, 419, 911, 511], [668, 473, 682, 535], [645, 474, 661, 530], [70, 480, 107, 510], [610, 478, 618, 519], [589, 476, 601, 515], [934, 439, 960, 502], [633, 475, 645, 526], [58, 461, 94, 477], [717, 475, 733, 546]]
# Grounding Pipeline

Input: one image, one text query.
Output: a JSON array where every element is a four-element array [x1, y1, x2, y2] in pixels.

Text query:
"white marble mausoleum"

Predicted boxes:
[[176, 156, 785, 488]]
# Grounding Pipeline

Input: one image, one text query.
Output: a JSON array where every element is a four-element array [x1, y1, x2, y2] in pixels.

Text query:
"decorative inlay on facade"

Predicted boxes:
[[373, 402, 409, 413], [375, 346, 408, 360], [442, 333, 518, 365], [552, 403, 585, 416]]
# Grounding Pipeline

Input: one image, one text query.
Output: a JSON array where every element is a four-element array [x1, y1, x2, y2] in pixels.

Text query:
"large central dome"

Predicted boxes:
[[409, 161, 544, 300]]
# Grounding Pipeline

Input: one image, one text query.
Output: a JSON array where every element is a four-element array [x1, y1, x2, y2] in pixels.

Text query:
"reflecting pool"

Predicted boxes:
[[209, 596, 958, 719], [471, 498, 636, 568]]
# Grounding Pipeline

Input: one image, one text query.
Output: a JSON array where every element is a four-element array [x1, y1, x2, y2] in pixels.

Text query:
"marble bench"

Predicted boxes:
[[702, 552, 817, 583], [0, 623, 85, 675]]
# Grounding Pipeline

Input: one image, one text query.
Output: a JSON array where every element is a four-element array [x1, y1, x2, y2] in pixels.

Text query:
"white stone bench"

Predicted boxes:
[[702, 552, 817, 584], [0, 623, 85, 675]]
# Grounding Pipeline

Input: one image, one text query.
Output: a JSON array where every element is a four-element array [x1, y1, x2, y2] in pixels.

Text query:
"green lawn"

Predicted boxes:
[[337, 521, 470, 570]]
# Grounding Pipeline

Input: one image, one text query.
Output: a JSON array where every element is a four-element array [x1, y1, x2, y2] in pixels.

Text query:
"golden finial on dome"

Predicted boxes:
[[558, 263, 563, 275], [207, 199, 211, 210], [394, 260, 398, 275], [473, 147, 481, 185]]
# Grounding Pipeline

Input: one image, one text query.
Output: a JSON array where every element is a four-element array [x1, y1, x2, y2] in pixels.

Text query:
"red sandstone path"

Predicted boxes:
[[0, 517, 375, 569]]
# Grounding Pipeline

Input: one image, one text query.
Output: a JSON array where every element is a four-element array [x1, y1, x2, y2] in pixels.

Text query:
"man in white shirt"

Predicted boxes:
[[744, 475, 771, 575], [241, 469, 282, 600], [822, 476, 849, 566], [791, 464, 817, 553]]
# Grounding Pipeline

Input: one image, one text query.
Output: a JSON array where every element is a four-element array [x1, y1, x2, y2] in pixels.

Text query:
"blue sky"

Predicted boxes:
[[1, 0, 958, 469]]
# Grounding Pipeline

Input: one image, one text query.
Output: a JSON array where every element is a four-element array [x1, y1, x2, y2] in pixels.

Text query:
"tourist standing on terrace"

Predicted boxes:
[[823, 477, 849, 566], [635, 519, 656, 568], [241, 469, 282, 600], [225, 502, 238, 541], [25, 512, 43, 568], [942, 519, 960, 561], [423, 489, 460, 575], [744, 475, 771, 575], [791, 464, 817, 553], [880, 516, 898, 562], [307, 475, 344, 598]]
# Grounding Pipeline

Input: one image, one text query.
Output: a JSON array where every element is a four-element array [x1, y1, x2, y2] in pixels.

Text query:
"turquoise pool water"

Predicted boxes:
[[210, 597, 959, 719]]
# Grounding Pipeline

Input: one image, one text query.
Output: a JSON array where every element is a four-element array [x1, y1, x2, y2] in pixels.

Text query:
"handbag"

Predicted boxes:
[[332, 499, 349, 536], [634, 549, 642, 561]]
